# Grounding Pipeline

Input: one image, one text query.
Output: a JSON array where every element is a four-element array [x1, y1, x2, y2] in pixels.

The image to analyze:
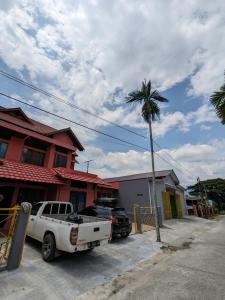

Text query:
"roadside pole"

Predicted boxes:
[[149, 118, 161, 242]]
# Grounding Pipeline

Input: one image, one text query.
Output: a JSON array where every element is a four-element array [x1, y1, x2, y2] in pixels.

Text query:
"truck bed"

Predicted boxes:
[[43, 214, 107, 224]]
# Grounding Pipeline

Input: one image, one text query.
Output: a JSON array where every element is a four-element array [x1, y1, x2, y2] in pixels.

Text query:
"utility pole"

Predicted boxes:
[[149, 118, 161, 242], [84, 160, 93, 173]]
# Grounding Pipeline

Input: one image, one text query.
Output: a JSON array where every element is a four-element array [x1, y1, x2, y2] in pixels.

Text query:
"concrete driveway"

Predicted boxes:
[[0, 217, 214, 300]]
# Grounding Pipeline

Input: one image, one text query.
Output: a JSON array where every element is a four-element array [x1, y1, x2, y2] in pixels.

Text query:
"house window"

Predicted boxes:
[[0, 142, 8, 158], [21, 148, 45, 166], [54, 153, 67, 168]]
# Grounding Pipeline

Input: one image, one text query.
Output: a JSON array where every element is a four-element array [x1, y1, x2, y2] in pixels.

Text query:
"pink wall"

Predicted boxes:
[[86, 183, 97, 206], [5, 136, 24, 162], [3, 130, 75, 170], [56, 183, 71, 201], [55, 182, 96, 206], [53, 132, 73, 146]]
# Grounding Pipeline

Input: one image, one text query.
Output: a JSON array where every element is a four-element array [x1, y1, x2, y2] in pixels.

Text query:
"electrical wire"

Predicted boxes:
[[0, 70, 146, 139], [0, 91, 149, 151], [0, 70, 197, 179], [153, 140, 194, 178], [0, 90, 195, 180]]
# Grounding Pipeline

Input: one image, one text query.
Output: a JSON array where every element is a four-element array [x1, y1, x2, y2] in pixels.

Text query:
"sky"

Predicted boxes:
[[0, 0, 225, 186]]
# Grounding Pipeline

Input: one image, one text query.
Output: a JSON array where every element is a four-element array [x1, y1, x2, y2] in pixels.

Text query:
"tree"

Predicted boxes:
[[187, 178, 225, 211], [210, 82, 225, 124], [126, 80, 168, 242]]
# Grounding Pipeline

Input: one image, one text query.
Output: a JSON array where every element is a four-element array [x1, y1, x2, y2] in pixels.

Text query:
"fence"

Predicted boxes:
[[0, 203, 31, 271], [0, 205, 20, 270], [132, 205, 162, 234]]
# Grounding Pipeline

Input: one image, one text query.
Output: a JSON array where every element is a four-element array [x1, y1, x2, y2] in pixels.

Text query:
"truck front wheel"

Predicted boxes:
[[42, 233, 56, 262]]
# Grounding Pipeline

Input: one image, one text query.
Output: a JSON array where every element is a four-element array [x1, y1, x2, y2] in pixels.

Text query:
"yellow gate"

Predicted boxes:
[[163, 192, 172, 219], [0, 206, 20, 269], [176, 194, 183, 218]]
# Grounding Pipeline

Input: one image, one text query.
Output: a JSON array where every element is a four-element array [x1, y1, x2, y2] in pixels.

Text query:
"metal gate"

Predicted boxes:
[[0, 206, 20, 270], [133, 205, 162, 234]]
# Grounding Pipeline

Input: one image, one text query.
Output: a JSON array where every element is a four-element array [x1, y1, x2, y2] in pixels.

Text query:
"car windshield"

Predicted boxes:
[[31, 203, 42, 216]]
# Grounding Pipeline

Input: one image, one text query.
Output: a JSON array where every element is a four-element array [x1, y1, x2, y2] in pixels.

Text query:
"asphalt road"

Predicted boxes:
[[0, 216, 222, 300], [79, 216, 225, 300]]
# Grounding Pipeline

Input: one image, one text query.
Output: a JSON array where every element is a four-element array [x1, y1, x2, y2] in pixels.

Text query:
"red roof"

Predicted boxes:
[[0, 160, 64, 185], [0, 120, 76, 151], [54, 168, 112, 187], [0, 107, 84, 151], [0, 108, 55, 134], [0, 159, 117, 189]]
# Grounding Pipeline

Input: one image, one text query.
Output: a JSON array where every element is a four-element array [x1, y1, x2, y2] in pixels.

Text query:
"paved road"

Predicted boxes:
[[0, 216, 221, 300], [79, 216, 225, 300]]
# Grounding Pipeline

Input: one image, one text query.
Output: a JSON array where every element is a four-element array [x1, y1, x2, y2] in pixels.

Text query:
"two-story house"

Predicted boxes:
[[0, 106, 117, 222]]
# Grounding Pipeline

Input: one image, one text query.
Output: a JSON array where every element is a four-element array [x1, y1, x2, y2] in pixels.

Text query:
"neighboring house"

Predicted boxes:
[[105, 170, 186, 221], [186, 195, 200, 215], [0, 106, 117, 219]]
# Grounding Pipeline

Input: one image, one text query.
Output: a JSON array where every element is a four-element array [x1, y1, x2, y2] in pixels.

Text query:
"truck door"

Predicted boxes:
[[35, 203, 52, 240], [28, 203, 42, 238]]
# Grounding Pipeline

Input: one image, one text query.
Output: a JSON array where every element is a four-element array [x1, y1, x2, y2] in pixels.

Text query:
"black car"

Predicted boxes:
[[80, 206, 132, 238]]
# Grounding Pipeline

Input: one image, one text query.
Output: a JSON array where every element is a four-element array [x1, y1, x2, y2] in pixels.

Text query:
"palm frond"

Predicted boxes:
[[210, 83, 225, 124], [126, 90, 145, 103], [150, 90, 169, 103], [147, 80, 151, 96], [126, 79, 168, 123]]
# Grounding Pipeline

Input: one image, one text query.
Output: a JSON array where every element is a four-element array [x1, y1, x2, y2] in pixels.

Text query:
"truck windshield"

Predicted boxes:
[[112, 209, 126, 216], [31, 203, 42, 216]]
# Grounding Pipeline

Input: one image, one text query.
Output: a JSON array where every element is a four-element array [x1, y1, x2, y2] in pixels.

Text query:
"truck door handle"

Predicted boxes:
[[30, 218, 34, 221], [94, 227, 99, 232]]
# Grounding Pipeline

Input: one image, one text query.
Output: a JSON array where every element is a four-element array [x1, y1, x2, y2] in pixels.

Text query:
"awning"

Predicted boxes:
[[54, 167, 112, 186], [0, 159, 64, 185]]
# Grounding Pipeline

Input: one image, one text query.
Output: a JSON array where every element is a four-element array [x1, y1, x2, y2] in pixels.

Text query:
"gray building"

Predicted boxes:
[[105, 169, 186, 221]]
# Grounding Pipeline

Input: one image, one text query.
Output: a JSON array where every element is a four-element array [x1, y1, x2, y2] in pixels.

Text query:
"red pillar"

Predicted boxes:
[[45, 144, 55, 168], [6, 137, 24, 162]]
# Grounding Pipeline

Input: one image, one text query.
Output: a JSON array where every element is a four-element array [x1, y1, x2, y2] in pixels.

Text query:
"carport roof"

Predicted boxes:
[[105, 169, 179, 185], [0, 160, 115, 188], [54, 167, 114, 187], [0, 159, 64, 184]]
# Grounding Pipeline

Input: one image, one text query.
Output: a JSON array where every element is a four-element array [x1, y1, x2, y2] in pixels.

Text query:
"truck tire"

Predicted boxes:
[[121, 232, 129, 238], [42, 233, 56, 262]]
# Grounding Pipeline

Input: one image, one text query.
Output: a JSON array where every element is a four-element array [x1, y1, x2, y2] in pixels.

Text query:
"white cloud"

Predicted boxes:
[[76, 139, 225, 186], [200, 124, 211, 131], [151, 104, 217, 137], [1, 0, 225, 183], [0, 0, 225, 130]]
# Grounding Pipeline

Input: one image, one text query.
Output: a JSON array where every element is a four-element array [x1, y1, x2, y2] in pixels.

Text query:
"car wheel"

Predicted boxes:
[[121, 232, 129, 238], [42, 233, 56, 262]]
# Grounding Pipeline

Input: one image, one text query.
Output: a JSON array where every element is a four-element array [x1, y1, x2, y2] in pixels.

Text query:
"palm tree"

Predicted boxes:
[[210, 83, 225, 124], [127, 80, 168, 242]]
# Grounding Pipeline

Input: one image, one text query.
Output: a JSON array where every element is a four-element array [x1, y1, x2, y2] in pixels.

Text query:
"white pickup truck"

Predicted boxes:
[[27, 201, 111, 262]]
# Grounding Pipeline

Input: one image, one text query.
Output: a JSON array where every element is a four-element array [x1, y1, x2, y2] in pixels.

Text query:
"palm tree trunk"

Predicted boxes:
[[148, 118, 161, 242]]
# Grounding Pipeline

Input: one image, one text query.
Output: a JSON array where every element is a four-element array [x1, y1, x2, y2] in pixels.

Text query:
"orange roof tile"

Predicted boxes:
[[0, 159, 64, 185]]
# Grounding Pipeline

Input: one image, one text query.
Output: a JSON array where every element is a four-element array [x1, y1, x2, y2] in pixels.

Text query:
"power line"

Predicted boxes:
[[0, 70, 146, 139], [0, 91, 149, 151], [0, 70, 197, 179], [154, 152, 193, 180], [0, 90, 195, 180], [153, 140, 194, 178]]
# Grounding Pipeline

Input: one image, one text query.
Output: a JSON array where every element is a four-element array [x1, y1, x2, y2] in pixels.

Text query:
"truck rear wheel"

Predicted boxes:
[[42, 233, 56, 262], [121, 232, 129, 238]]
